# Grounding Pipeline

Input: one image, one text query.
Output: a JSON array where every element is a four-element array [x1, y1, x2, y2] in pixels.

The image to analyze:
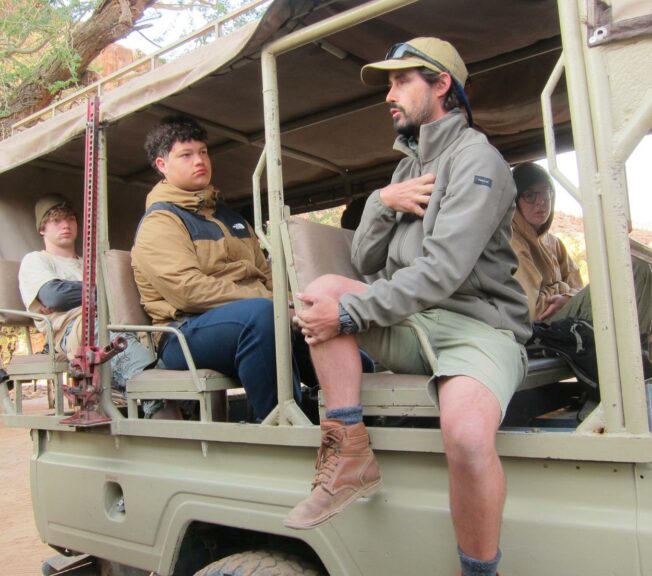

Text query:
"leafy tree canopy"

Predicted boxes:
[[0, 0, 264, 137], [1, 1, 88, 112]]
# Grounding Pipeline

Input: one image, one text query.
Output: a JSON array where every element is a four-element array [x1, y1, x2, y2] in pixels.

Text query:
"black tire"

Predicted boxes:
[[193, 549, 324, 576]]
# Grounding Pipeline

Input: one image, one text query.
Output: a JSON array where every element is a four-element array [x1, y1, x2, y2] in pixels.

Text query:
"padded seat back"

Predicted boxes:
[[0, 259, 67, 414], [0, 260, 31, 326], [102, 250, 151, 327], [101, 249, 236, 421], [282, 217, 365, 309], [281, 217, 438, 417]]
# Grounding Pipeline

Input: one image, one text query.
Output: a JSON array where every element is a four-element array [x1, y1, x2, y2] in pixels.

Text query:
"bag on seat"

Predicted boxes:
[[528, 318, 598, 394]]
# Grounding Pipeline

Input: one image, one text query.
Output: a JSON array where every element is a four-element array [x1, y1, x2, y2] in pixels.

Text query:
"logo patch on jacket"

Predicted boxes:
[[232, 223, 246, 230], [474, 175, 493, 188]]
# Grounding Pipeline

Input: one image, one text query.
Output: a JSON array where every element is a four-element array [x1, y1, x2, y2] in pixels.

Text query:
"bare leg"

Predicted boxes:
[[310, 334, 362, 409], [438, 375, 503, 561], [300, 274, 369, 409], [284, 275, 381, 530]]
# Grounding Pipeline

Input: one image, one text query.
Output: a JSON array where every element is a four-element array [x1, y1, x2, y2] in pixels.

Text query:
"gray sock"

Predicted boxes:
[[325, 405, 363, 425], [458, 546, 501, 576]]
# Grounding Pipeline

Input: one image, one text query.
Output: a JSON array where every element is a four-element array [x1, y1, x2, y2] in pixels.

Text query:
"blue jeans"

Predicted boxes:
[[160, 298, 304, 421]]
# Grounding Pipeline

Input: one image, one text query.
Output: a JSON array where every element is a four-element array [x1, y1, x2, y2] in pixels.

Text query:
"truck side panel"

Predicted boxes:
[[32, 429, 643, 575]]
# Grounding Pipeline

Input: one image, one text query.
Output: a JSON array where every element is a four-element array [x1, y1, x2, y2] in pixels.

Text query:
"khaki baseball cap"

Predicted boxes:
[[361, 37, 468, 88], [35, 194, 72, 232]]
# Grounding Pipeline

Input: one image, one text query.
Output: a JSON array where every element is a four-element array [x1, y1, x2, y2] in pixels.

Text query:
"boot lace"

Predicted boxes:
[[311, 428, 341, 490]]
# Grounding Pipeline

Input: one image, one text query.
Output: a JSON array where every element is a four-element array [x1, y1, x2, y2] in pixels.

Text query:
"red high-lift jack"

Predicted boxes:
[[60, 97, 127, 427]]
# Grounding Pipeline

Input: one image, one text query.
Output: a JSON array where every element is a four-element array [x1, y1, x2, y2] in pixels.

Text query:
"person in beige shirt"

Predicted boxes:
[[19, 194, 151, 391]]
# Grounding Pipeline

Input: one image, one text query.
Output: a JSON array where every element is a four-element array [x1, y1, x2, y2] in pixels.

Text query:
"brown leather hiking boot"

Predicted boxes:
[[284, 419, 382, 530]]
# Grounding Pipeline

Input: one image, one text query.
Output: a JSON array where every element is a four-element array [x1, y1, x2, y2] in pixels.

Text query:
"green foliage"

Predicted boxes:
[[0, 0, 95, 118], [0, 0, 269, 122], [0, 326, 20, 366], [143, 0, 269, 59], [302, 206, 344, 228], [555, 231, 589, 285]]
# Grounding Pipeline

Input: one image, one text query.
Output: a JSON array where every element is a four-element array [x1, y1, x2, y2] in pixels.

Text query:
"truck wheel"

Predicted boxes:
[[193, 549, 324, 576]]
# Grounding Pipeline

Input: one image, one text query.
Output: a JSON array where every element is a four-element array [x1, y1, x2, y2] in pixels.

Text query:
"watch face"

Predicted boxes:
[[338, 303, 358, 335], [339, 315, 357, 334], [340, 322, 355, 335]]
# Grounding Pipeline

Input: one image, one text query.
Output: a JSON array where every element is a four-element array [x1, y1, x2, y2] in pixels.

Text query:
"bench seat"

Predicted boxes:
[[317, 356, 574, 418], [281, 216, 576, 421]]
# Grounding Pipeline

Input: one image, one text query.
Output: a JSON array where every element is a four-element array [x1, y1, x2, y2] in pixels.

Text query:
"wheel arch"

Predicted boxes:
[[155, 500, 333, 576]]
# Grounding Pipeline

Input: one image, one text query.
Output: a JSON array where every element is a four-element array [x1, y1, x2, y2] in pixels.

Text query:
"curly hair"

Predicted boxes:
[[144, 115, 208, 171]]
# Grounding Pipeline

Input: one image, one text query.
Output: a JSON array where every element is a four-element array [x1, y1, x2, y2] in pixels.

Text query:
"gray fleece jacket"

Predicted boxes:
[[340, 110, 531, 344]]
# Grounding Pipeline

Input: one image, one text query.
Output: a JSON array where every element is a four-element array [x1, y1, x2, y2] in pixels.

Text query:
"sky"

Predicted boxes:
[[539, 135, 652, 230], [118, 1, 268, 53]]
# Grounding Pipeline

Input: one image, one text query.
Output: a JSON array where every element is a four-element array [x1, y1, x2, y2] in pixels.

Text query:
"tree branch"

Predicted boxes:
[[152, 0, 217, 10], [5, 0, 155, 121], [2, 36, 51, 57]]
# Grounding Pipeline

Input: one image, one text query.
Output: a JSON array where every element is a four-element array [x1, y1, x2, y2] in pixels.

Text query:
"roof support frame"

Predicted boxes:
[[261, 0, 419, 426]]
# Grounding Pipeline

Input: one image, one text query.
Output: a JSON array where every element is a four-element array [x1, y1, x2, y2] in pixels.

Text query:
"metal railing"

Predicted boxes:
[[11, 0, 270, 135]]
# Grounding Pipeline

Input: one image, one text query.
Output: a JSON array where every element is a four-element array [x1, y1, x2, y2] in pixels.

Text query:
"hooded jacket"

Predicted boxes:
[[131, 181, 272, 324], [511, 199, 583, 321], [340, 111, 531, 344]]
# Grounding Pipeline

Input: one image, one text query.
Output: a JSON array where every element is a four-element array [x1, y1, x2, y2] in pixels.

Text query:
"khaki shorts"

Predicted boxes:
[[357, 308, 527, 419]]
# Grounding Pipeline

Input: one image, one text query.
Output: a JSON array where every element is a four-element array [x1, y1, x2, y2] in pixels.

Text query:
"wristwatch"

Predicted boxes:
[[338, 303, 359, 335]]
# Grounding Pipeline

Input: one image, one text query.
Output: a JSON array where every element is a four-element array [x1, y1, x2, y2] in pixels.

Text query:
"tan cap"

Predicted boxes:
[[361, 37, 468, 87], [35, 194, 72, 232]]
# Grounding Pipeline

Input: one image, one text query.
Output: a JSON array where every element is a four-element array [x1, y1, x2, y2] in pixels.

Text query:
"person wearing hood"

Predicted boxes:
[[511, 162, 651, 334], [511, 162, 583, 322], [132, 115, 314, 421]]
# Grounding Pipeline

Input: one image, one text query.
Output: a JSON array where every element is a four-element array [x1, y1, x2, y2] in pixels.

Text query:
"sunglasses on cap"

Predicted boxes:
[[385, 43, 473, 127], [520, 186, 552, 204]]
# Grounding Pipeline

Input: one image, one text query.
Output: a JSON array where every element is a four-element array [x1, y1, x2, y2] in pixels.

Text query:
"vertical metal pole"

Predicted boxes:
[[557, 0, 623, 432], [542, 55, 580, 201], [60, 97, 112, 426], [81, 97, 100, 355], [252, 148, 272, 254], [262, 50, 295, 425], [97, 128, 122, 420], [258, 0, 419, 426], [578, 5, 649, 433]]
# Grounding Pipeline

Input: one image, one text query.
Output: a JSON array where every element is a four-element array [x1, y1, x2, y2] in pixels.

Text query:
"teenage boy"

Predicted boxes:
[[132, 115, 316, 421], [19, 194, 151, 391]]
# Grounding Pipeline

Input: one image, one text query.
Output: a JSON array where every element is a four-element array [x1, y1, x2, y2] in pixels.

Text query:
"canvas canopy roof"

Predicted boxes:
[[0, 0, 569, 260]]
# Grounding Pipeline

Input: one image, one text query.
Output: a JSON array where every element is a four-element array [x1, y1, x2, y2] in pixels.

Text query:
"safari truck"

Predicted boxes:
[[1, 0, 651, 574]]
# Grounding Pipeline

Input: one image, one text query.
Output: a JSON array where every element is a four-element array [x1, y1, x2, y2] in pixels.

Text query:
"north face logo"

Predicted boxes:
[[232, 223, 246, 230]]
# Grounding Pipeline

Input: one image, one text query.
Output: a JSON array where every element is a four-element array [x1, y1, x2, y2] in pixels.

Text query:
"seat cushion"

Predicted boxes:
[[128, 368, 239, 393], [7, 353, 68, 376]]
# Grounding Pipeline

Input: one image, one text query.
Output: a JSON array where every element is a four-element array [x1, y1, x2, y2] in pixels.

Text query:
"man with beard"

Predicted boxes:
[[285, 38, 531, 576]]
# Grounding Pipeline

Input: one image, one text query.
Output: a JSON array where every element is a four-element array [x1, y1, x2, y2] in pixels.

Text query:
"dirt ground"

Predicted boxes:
[[0, 386, 61, 575]]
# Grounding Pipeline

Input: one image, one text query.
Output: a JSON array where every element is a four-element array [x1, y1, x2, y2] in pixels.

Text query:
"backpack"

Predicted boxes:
[[528, 318, 599, 396]]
